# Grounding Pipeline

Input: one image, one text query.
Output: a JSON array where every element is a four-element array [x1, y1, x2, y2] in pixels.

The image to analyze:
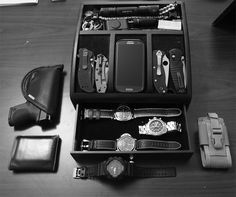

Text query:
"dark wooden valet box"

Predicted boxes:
[[70, 1, 193, 161]]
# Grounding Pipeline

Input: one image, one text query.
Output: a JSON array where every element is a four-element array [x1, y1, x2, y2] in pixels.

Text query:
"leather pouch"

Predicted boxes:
[[9, 135, 60, 172], [8, 65, 64, 127]]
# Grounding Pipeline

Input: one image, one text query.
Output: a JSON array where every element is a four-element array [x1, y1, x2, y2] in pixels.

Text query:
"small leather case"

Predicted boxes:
[[198, 113, 232, 168], [9, 135, 60, 172], [8, 65, 64, 127]]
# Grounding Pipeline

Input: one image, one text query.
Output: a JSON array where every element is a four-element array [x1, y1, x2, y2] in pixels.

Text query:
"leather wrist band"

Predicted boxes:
[[135, 139, 181, 150], [73, 157, 176, 179], [133, 108, 181, 118], [81, 133, 181, 151]]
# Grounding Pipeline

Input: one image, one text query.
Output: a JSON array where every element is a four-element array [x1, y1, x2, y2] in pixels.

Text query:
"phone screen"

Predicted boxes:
[[115, 39, 145, 92]]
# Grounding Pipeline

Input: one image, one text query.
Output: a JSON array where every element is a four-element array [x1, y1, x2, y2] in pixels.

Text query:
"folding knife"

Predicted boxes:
[[152, 50, 169, 94], [169, 48, 186, 93], [77, 48, 95, 93]]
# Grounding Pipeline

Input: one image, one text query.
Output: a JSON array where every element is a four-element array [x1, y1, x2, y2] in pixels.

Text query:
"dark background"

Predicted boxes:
[[0, 0, 235, 196]]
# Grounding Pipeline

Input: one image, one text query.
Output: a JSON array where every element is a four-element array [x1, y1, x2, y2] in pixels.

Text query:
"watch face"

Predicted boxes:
[[147, 118, 167, 135], [114, 105, 133, 121], [117, 133, 136, 151], [106, 158, 125, 178]]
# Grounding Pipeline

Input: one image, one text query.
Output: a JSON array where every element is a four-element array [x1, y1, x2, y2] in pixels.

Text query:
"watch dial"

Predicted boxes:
[[117, 134, 136, 151], [149, 119, 164, 133], [114, 105, 132, 121], [106, 159, 124, 178]]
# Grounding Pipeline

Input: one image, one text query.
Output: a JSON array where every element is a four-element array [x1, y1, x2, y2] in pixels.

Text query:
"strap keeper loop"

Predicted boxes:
[[208, 113, 223, 149]]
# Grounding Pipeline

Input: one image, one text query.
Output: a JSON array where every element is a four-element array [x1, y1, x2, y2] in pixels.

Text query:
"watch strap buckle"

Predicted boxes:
[[81, 139, 90, 151], [73, 167, 87, 179]]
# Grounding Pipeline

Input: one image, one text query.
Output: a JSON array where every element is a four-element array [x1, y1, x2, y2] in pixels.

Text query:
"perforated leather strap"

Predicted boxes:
[[136, 139, 181, 150], [198, 113, 232, 168]]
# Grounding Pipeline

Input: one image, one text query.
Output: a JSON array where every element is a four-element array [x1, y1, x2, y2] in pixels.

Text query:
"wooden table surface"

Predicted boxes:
[[0, 0, 235, 196]]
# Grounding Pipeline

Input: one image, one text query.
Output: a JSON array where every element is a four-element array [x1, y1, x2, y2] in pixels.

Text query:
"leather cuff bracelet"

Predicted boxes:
[[81, 133, 181, 151]]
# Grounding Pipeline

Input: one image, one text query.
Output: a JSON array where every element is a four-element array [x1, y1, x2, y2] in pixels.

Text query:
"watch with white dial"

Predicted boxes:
[[83, 105, 182, 121], [81, 133, 181, 151], [138, 117, 182, 136]]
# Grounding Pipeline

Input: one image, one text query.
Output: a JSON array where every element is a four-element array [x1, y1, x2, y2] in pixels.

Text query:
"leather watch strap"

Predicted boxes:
[[73, 163, 105, 179], [136, 139, 181, 150], [134, 108, 182, 118], [81, 139, 181, 151], [89, 140, 116, 150], [128, 165, 176, 177], [84, 109, 114, 119], [77, 48, 95, 93]]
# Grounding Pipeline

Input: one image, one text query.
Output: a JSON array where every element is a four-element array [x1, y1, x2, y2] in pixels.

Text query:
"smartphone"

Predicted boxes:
[[115, 39, 145, 93]]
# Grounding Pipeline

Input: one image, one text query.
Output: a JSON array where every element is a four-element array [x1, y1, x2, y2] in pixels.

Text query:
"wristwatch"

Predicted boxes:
[[73, 156, 176, 179], [138, 117, 182, 136], [83, 105, 182, 121], [81, 133, 181, 151]]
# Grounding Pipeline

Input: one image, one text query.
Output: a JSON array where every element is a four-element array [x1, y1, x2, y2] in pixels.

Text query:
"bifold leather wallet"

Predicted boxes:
[[9, 135, 60, 172]]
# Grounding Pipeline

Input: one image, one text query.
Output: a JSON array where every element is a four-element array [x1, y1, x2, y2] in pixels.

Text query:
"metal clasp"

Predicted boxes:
[[73, 167, 87, 179], [81, 139, 90, 151]]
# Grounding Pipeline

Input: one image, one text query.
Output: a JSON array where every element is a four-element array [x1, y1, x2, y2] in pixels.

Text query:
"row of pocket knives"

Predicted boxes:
[[77, 48, 109, 93], [152, 48, 187, 94]]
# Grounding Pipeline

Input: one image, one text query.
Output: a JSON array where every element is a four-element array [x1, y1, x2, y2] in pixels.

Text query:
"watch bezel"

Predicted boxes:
[[114, 105, 133, 121], [116, 133, 136, 151], [145, 117, 167, 136], [104, 157, 126, 179]]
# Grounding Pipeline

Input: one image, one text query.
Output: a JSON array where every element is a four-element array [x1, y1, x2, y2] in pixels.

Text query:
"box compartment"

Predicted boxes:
[[71, 103, 192, 161]]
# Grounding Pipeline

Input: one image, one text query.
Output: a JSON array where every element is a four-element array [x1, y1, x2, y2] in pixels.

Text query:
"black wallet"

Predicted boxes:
[[9, 135, 60, 172]]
